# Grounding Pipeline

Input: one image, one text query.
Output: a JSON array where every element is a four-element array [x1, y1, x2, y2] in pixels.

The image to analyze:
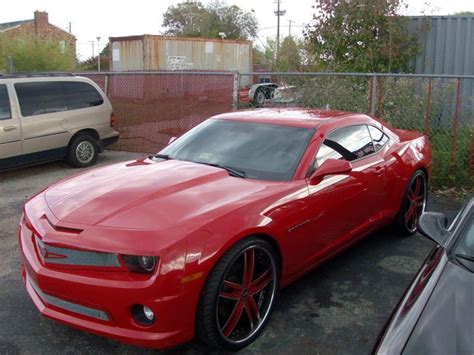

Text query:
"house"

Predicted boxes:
[[0, 11, 76, 54]]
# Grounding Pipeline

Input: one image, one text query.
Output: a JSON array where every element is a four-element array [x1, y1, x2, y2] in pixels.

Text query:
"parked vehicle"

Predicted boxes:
[[374, 197, 474, 354], [0, 74, 119, 170], [19, 108, 432, 350]]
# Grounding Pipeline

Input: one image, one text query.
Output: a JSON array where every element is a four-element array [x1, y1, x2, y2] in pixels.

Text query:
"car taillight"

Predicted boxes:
[[110, 112, 116, 128]]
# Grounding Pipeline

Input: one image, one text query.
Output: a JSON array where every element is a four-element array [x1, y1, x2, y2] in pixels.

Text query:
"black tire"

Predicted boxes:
[[196, 237, 279, 351], [66, 134, 99, 168], [254, 89, 266, 107], [395, 170, 427, 236]]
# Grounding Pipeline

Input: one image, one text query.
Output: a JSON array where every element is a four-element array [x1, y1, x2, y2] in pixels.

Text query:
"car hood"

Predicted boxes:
[[403, 261, 474, 354], [44, 159, 275, 230]]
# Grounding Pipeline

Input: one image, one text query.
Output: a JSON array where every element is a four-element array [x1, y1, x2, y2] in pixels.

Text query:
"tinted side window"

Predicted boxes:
[[368, 125, 389, 151], [15, 82, 66, 117], [0, 85, 11, 120], [315, 125, 374, 168], [62, 82, 104, 110]]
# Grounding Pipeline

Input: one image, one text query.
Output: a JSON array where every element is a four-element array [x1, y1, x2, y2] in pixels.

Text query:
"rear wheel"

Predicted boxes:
[[396, 170, 427, 236], [66, 134, 99, 168], [254, 89, 266, 107], [197, 237, 279, 350]]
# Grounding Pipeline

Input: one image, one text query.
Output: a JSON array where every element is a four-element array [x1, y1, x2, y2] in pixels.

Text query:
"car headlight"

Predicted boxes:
[[122, 255, 157, 273]]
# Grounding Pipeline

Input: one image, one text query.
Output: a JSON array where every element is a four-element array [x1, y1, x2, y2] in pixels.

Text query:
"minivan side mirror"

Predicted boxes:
[[168, 136, 177, 145], [418, 212, 450, 247], [309, 159, 352, 185]]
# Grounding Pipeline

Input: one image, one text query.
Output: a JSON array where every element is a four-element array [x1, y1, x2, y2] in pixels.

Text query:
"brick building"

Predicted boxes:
[[0, 11, 76, 54]]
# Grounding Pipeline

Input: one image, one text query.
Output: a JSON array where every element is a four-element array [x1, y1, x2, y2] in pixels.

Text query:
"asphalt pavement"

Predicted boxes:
[[0, 151, 463, 354]]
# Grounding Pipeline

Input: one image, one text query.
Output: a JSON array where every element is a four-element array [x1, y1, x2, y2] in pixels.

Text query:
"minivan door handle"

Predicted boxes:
[[3, 126, 17, 132]]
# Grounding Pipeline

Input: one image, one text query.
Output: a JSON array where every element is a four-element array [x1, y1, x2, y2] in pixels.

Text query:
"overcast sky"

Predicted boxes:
[[1, 0, 474, 60]]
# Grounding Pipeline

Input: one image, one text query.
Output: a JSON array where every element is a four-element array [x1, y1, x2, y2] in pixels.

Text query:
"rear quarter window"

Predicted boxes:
[[62, 82, 104, 110]]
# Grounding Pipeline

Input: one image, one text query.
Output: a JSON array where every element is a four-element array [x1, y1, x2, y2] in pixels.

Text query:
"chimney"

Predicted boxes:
[[34, 11, 48, 28]]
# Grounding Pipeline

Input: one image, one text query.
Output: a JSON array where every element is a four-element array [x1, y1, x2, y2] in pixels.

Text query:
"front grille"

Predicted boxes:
[[34, 236, 121, 267], [28, 276, 110, 321]]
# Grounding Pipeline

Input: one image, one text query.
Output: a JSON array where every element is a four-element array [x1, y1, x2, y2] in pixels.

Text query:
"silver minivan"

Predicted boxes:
[[0, 74, 119, 170]]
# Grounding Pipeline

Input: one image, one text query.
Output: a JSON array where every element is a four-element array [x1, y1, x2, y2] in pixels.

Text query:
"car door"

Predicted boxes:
[[0, 83, 22, 169], [302, 124, 386, 263], [14, 81, 70, 163]]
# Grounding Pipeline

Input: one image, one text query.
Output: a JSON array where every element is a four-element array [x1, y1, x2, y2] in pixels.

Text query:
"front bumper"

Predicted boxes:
[[18, 212, 196, 349]]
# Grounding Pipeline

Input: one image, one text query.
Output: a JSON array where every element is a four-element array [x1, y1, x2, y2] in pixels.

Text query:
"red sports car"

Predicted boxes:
[[19, 108, 432, 350]]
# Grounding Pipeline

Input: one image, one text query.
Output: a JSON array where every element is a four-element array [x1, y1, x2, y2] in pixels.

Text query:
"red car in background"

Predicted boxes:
[[19, 108, 432, 350]]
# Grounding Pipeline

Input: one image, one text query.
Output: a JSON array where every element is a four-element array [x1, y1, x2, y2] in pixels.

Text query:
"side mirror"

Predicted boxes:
[[168, 136, 177, 145], [418, 212, 450, 247], [309, 159, 352, 185]]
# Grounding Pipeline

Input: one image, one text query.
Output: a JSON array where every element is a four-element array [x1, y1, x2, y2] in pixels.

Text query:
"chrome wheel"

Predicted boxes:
[[75, 141, 95, 164], [404, 174, 426, 233], [216, 245, 277, 344]]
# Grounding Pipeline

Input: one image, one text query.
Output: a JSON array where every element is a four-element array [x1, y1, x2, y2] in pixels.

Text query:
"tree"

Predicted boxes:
[[0, 34, 76, 72], [162, 1, 258, 40], [276, 36, 302, 71], [304, 0, 421, 72], [79, 43, 111, 71], [253, 37, 318, 71], [454, 11, 474, 16]]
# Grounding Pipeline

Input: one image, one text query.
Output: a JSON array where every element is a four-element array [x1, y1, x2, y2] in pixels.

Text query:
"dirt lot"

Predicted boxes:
[[0, 151, 463, 354]]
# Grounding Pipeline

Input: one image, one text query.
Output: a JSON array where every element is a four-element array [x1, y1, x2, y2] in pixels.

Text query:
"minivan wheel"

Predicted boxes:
[[67, 134, 99, 168], [197, 237, 279, 350]]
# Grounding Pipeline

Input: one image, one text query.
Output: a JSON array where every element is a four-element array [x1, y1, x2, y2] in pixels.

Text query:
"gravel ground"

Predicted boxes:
[[0, 151, 463, 354]]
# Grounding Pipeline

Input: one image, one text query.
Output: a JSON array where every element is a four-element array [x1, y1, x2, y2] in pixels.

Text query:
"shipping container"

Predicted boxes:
[[409, 16, 474, 75], [110, 35, 252, 74]]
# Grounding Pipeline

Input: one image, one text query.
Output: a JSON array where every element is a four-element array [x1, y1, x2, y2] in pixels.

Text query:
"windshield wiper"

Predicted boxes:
[[454, 254, 474, 273], [198, 162, 247, 178], [151, 153, 172, 160]]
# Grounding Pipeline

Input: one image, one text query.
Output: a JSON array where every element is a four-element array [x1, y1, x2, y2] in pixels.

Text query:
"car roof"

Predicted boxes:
[[0, 74, 93, 84], [212, 108, 372, 129]]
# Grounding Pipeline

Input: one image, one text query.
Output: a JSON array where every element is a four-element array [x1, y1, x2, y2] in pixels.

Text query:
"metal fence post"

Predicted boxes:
[[370, 75, 377, 116], [424, 78, 432, 134], [450, 78, 462, 180], [377, 77, 383, 117], [104, 74, 109, 96], [468, 122, 474, 190], [232, 71, 240, 111]]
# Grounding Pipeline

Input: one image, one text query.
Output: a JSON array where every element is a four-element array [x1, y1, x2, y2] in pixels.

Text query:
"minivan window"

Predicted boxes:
[[15, 81, 104, 117], [315, 125, 374, 168], [15, 82, 66, 117], [62, 82, 103, 109], [368, 125, 389, 151], [0, 85, 11, 120]]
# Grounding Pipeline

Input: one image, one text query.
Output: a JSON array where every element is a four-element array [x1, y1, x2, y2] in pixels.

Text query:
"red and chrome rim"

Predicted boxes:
[[216, 246, 277, 344], [405, 175, 426, 233]]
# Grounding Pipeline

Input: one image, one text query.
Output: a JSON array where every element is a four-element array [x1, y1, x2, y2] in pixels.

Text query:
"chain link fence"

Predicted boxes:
[[81, 71, 473, 191]]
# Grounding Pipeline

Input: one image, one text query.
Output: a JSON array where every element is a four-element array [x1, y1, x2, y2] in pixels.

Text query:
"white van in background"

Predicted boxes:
[[0, 74, 119, 170]]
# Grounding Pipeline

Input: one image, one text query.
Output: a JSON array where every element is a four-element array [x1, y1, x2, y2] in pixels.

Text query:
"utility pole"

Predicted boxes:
[[68, 22, 72, 34], [274, 0, 286, 61], [288, 19, 293, 36], [89, 41, 95, 58], [96, 37, 101, 72]]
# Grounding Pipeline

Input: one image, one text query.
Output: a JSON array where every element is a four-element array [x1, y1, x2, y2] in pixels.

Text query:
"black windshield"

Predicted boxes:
[[159, 119, 314, 181]]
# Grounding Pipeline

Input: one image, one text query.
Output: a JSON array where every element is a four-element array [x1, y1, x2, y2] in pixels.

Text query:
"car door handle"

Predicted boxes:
[[3, 126, 17, 132]]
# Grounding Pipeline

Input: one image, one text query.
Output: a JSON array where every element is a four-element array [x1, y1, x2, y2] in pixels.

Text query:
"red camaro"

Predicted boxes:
[[19, 108, 432, 350]]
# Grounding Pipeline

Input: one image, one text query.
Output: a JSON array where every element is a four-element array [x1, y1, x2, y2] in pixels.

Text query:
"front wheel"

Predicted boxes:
[[396, 170, 427, 236], [196, 237, 279, 350]]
